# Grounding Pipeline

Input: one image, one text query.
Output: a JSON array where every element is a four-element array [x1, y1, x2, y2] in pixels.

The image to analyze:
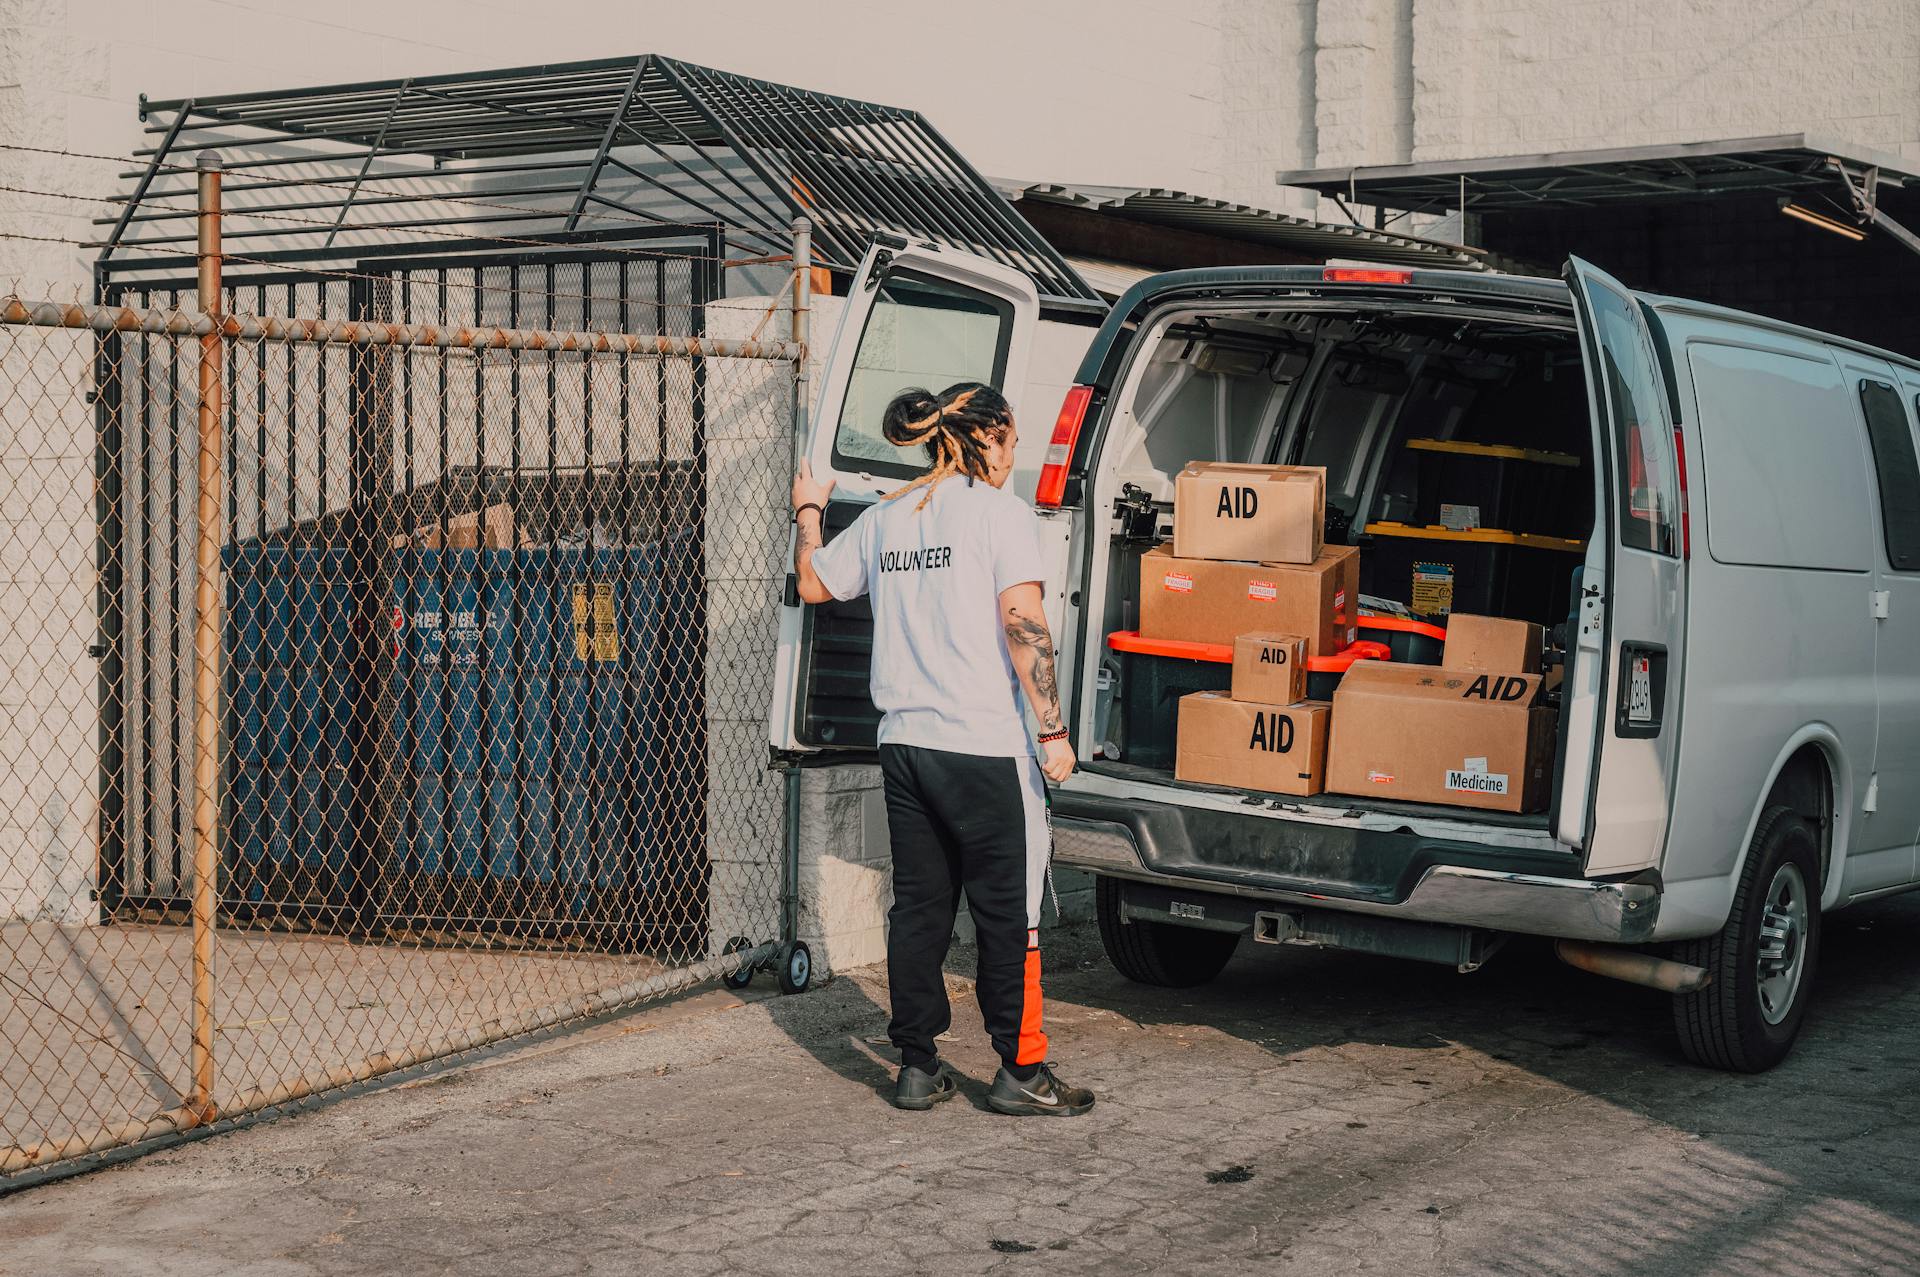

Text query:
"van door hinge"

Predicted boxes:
[[1864, 773, 1880, 814], [1871, 590, 1890, 620], [1576, 587, 1604, 651]]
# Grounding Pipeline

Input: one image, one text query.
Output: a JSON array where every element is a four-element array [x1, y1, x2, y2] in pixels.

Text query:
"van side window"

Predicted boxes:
[[831, 270, 1013, 480], [1857, 381, 1920, 570], [1586, 287, 1678, 556], [1686, 343, 1871, 572]]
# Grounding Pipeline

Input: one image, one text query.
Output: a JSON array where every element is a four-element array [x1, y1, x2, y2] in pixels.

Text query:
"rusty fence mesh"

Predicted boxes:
[[0, 251, 803, 1183]]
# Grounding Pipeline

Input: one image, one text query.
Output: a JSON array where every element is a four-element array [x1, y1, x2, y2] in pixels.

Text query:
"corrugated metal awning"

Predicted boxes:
[[1061, 255, 1156, 300], [105, 56, 1103, 305], [997, 180, 1491, 270], [1276, 133, 1919, 216]]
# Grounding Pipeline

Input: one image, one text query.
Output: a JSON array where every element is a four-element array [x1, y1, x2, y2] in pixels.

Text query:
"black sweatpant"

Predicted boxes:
[[880, 743, 1050, 1073]]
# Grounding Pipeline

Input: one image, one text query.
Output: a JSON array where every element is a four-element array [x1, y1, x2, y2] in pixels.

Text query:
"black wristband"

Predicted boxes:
[[794, 502, 824, 522]]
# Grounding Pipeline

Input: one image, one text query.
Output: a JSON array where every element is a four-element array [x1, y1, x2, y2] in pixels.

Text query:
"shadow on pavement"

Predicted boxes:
[[1063, 892, 1920, 1274]]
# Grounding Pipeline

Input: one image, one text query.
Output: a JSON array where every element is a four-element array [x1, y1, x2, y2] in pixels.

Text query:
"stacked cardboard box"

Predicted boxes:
[[1145, 463, 1343, 797], [1140, 464, 1359, 657], [1325, 614, 1552, 813]]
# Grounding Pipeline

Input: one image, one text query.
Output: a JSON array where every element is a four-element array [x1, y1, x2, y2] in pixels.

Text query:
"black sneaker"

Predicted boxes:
[[987, 1063, 1095, 1117], [891, 1061, 958, 1111]]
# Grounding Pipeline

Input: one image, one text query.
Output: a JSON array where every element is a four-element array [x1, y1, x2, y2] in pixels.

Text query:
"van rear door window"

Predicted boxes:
[[1585, 286, 1678, 556], [1857, 381, 1920, 571], [831, 270, 1013, 480]]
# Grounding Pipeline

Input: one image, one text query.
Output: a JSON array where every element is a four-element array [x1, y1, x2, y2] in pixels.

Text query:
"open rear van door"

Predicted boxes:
[[1558, 258, 1688, 873], [769, 237, 1042, 753]]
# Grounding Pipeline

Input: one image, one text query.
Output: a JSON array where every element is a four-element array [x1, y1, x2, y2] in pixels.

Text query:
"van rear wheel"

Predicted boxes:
[[1095, 875, 1239, 987], [1671, 806, 1821, 1072]]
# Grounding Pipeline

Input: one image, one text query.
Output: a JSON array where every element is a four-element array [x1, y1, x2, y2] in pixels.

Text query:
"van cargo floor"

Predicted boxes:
[[1078, 759, 1554, 831]]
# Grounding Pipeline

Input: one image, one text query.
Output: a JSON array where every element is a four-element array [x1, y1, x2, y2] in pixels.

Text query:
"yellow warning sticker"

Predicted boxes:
[[572, 583, 593, 661], [572, 581, 620, 662], [592, 582, 619, 662], [1411, 561, 1454, 618]]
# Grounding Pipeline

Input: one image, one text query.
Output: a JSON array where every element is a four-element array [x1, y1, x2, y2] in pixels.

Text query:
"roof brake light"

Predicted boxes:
[[1322, 267, 1412, 284]]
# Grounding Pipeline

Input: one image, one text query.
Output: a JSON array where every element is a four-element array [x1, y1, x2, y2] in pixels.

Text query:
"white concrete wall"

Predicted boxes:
[[1402, 0, 1920, 171], [1214, 0, 1920, 214]]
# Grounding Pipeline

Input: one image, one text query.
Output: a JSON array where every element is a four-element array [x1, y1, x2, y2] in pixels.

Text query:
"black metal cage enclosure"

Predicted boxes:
[[96, 226, 727, 955]]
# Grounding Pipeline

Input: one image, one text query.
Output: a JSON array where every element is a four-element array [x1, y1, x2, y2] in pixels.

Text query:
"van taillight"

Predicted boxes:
[[1036, 384, 1094, 508], [1673, 424, 1691, 559], [1323, 266, 1412, 284]]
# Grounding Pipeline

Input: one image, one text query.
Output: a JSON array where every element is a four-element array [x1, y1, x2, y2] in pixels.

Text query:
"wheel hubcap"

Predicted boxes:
[[1755, 862, 1808, 1026]]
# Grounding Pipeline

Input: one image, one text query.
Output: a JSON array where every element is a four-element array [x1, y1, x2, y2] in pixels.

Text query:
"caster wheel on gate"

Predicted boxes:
[[776, 940, 812, 995], [722, 935, 756, 990]]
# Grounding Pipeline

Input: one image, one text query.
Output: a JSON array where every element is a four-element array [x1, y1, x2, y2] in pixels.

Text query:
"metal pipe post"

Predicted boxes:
[[187, 151, 224, 1124], [790, 216, 812, 466], [781, 218, 813, 945]]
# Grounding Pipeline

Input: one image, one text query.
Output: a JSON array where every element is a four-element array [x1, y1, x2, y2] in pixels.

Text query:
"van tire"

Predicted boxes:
[[1095, 875, 1239, 987], [1671, 806, 1821, 1072]]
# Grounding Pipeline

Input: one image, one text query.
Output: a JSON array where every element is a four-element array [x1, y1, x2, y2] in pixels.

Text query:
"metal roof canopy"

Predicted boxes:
[[996, 180, 1493, 270], [101, 55, 1101, 305], [1276, 133, 1919, 216]]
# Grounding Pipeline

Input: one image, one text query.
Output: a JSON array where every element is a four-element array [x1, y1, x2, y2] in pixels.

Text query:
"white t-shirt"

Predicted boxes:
[[811, 475, 1047, 757]]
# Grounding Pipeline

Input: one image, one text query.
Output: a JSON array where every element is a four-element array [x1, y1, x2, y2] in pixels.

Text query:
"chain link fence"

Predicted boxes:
[[0, 210, 807, 1185]]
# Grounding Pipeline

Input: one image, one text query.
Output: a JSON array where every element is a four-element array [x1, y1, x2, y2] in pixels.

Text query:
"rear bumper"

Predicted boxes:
[[1051, 795, 1659, 945]]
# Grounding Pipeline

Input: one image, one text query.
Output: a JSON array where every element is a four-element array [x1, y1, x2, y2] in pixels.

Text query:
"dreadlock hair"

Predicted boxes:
[[880, 381, 1014, 511]]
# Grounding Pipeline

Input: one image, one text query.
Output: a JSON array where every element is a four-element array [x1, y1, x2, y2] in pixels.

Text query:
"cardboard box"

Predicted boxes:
[[1442, 614, 1544, 674], [1326, 662, 1555, 813], [1176, 692, 1329, 796], [392, 503, 523, 550], [1173, 462, 1325, 564], [1232, 632, 1308, 706], [1138, 543, 1361, 656]]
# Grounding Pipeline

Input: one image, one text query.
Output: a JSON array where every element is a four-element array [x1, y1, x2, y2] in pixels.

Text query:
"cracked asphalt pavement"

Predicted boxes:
[[5, 896, 1920, 1275]]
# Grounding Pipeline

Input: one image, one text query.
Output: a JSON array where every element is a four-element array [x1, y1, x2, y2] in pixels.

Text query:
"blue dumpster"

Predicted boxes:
[[224, 532, 708, 949], [223, 544, 355, 909]]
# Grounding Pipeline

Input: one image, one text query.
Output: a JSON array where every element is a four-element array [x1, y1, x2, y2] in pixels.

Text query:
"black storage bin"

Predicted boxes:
[[1357, 616, 1447, 665], [1106, 632, 1231, 770], [1302, 641, 1390, 701]]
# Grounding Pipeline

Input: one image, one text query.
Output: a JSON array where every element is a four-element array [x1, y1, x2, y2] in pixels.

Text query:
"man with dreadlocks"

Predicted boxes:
[[791, 381, 1094, 1117]]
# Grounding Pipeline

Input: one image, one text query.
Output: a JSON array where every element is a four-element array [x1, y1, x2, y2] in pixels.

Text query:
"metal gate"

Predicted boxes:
[[98, 229, 722, 955]]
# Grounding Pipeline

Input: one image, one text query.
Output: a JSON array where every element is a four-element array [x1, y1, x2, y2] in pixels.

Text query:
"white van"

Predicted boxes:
[[769, 235, 1920, 1072]]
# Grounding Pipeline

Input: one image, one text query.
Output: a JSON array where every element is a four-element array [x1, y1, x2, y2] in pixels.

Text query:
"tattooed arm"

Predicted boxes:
[[1000, 581, 1075, 782], [792, 459, 836, 605]]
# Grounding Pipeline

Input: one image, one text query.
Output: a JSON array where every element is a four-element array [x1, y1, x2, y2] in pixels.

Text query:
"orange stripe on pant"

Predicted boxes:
[[1016, 929, 1048, 1066]]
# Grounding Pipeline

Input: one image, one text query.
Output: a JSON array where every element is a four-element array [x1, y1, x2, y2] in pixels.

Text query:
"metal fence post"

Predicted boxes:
[[188, 151, 225, 1123], [782, 218, 812, 946], [790, 217, 811, 464]]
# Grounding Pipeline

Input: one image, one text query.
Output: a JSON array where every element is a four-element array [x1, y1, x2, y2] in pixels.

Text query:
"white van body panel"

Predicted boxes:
[[1879, 365, 1920, 875], [1562, 259, 1688, 876], [768, 241, 1093, 754], [1649, 308, 1885, 932], [1659, 725, 1856, 936]]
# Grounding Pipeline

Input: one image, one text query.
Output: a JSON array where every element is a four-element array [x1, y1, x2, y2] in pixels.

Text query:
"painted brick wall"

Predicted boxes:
[[1407, 0, 1920, 168]]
